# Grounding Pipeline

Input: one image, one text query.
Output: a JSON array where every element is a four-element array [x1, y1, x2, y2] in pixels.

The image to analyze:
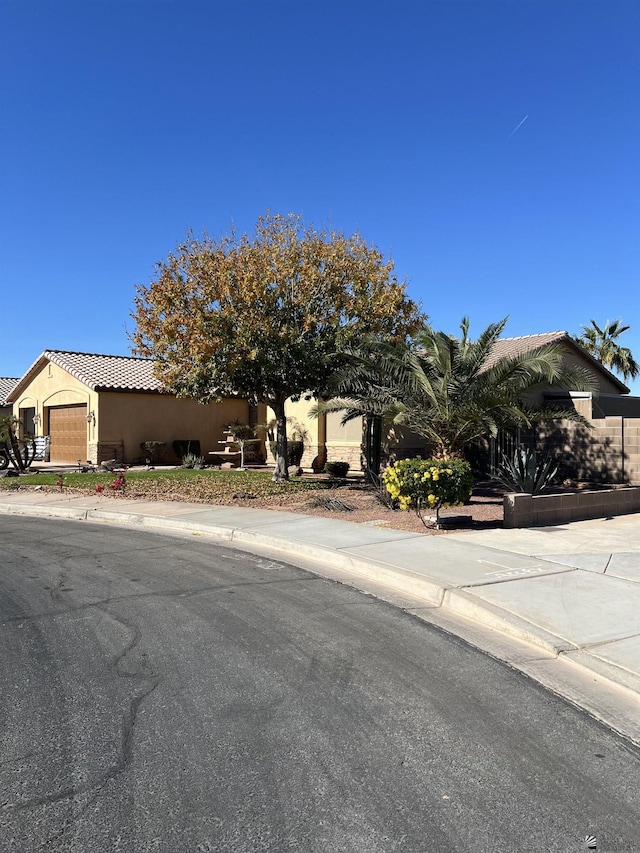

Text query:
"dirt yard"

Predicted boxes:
[[244, 479, 506, 535]]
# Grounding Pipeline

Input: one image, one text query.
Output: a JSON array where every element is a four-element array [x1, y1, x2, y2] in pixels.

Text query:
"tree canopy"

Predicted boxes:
[[132, 212, 423, 479], [576, 319, 639, 382]]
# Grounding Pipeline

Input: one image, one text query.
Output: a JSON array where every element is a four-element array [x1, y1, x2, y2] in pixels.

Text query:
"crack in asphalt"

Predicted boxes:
[[2, 565, 327, 832], [2, 599, 162, 838], [2, 575, 320, 625]]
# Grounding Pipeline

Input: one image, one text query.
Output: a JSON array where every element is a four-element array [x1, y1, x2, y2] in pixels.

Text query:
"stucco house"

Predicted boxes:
[[480, 332, 640, 485], [287, 331, 640, 484], [5, 332, 640, 483], [6, 351, 256, 466]]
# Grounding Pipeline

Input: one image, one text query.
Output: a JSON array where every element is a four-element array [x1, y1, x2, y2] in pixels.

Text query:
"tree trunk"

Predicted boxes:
[[272, 396, 289, 482], [363, 414, 383, 484]]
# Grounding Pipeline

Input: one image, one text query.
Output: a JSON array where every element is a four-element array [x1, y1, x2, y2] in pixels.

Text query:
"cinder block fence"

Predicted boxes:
[[504, 487, 640, 528]]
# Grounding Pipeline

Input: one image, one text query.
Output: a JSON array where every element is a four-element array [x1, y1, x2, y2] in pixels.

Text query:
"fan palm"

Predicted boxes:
[[576, 319, 639, 382]]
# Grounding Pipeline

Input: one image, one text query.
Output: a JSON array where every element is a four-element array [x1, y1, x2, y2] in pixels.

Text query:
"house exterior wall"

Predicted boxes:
[[268, 397, 434, 474], [11, 362, 97, 461], [10, 359, 253, 465], [93, 392, 251, 464], [559, 349, 624, 394], [264, 398, 325, 470], [325, 410, 363, 470]]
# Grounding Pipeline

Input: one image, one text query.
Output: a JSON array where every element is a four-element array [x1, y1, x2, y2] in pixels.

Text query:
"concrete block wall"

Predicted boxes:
[[504, 487, 640, 528], [537, 417, 640, 486], [624, 419, 640, 485]]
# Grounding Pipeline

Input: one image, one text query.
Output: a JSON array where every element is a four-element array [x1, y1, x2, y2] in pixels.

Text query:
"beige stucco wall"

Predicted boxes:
[[267, 397, 433, 473], [561, 349, 624, 395], [95, 392, 250, 464], [11, 359, 255, 464], [12, 361, 97, 436], [324, 410, 362, 469], [265, 397, 325, 469]]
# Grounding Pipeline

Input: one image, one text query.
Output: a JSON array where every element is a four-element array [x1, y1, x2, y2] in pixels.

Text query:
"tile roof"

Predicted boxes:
[[7, 351, 165, 400], [482, 331, 629, 392], [0, 377, 19, 405], [482, 331, 570, 370], [45, 351, 164, 391]]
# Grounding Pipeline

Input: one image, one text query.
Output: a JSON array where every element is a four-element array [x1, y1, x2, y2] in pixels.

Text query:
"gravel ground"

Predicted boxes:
[[245, 480, 505, 535], [2, 474, 506, 536]]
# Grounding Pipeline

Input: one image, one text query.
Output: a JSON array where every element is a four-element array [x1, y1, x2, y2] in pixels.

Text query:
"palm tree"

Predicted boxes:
[[310, 340, 406, 482], [576, 319, 639, 382], [314, 319, 598, 465], [397, 318, 598, 459]]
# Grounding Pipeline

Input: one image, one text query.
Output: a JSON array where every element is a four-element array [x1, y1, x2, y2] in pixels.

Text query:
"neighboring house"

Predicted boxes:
[[6, 351, 257, 465], [481, 331, 630, 398], [484, 333, 640, 485], [287, 331, 640, 484], [0, 378, 19, 420]]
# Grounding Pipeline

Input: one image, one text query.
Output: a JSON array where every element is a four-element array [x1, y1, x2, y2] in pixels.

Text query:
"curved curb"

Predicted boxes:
[[1, 500, 639, 745]]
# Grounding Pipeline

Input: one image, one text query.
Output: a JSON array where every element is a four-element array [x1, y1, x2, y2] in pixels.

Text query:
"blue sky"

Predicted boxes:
[[1, 0, 639, 392]]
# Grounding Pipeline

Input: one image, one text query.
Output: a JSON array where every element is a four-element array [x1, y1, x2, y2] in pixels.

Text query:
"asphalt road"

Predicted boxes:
[[1, 515, 639, 853]]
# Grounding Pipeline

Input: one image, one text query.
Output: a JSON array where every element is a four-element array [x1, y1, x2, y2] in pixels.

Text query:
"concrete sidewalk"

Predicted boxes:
[[1, 490, 639, 744]]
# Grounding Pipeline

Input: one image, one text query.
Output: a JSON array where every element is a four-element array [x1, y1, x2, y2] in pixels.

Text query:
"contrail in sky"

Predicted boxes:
[[508, 115, 529, 138]]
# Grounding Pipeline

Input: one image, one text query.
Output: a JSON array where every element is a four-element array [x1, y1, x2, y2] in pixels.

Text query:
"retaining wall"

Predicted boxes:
[[503, 487, 640, 528]]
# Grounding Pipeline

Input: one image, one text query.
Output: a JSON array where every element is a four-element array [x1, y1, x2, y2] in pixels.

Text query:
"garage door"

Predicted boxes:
[[49, 405, 87, 463]]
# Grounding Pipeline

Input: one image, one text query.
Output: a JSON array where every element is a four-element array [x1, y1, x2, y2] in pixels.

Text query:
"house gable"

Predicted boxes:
[[483, 331, 629, 395], [7, 350, 162, 402]]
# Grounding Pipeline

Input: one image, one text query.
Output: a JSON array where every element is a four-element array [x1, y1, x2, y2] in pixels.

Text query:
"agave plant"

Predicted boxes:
[[495, 447, 558, 495]]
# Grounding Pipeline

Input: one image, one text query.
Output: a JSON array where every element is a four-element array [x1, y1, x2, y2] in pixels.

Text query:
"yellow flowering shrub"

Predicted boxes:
[[382, 458, 473, 524]]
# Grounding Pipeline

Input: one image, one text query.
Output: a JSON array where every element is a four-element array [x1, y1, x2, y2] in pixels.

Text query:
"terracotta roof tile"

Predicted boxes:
[[43, 351, 164, 392], [0, 377, 19, 405], [482, 331, 569, 370]]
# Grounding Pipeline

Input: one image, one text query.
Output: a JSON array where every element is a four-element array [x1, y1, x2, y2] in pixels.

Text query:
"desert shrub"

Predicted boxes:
[[324, 461, 350, 478], [182, 452, 206, 469], [382, 458, 473, 525], [495, 448, 558, 495]]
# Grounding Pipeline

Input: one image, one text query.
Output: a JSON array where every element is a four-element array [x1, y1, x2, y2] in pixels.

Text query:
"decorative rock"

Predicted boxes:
[[0, 468, 18, 478], [429, 514, 473, 529]]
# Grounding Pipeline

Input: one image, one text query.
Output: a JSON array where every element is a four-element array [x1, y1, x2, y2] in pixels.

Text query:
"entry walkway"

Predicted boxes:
[[1, 490, 638, 745]]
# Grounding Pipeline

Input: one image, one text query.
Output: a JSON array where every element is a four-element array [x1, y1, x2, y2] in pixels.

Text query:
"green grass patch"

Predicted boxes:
[[0, 468, 333, 503]]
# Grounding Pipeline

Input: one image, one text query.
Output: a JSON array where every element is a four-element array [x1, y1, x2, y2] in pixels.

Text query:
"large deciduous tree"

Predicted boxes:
[[132, 213, 423, 480]]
